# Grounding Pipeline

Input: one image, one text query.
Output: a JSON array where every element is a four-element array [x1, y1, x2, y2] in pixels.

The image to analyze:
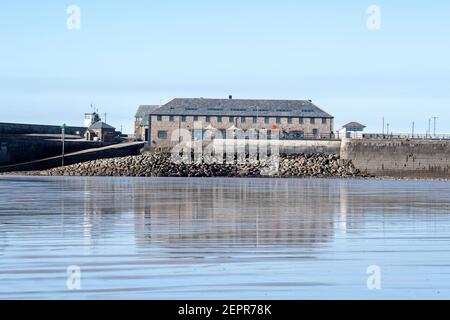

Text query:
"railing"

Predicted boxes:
[[361, 133, 450, 141]]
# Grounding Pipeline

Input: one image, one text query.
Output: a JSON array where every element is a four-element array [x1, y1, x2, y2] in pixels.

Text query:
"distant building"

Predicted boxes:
[[85, 121, 117, 142], [338, 122, 366, 139], [149, 97, 334, 147], [134, 105, 160, 141]]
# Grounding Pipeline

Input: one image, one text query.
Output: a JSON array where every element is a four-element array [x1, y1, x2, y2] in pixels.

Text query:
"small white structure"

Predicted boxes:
[[84, 112, 100, 128], [338, 122, 366, 139]]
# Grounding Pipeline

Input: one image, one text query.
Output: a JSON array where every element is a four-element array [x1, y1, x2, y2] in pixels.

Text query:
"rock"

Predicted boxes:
[[24, 152, 371, 179]]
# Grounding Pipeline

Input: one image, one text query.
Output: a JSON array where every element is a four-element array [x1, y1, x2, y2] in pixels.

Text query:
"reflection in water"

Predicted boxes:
[[1, 177, 450, 299]]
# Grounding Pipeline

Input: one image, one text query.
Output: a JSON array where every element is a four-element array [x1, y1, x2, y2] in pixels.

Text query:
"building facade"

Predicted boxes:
[[85, 121, 117, 142], [149, 98, 334, 147], [134, 105, 160, 141], [338, 122, 366, 139]]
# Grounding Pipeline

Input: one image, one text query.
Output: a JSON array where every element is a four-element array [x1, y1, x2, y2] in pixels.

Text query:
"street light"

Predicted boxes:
[[432, 116, 439, 137], [61, 123, 67, 167]]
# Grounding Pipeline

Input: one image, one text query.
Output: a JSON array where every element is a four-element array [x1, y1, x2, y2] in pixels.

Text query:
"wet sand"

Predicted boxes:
[[1, 176, 450, 299]]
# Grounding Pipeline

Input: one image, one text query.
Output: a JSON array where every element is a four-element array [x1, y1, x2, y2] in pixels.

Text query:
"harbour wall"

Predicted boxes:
[[340, 139, 450, 178], [0, 142, 145, 172], [148, 139, 342, 156], [0, 135, 108, 166], [0, 122, 86, 135]]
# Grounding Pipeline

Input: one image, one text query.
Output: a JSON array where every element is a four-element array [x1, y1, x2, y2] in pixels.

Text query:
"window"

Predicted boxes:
[[322, 118, 327, 124], [181, 116, 187, 122], [169, 115, 175, 122], [241, 117, 246, 123], [299, 117, 304, 124], [312, 129, 318, 136], [193, 116, 199, 121], [253, 117, 258, 124], [229, 116, 235, 123], [217, 116, 222, 123], [205, 116, 211, 123], [276, 118, 281, 124], [287, 117, 292, 124], [310, 118, 315, 124], [157, 115, 162, 121], [157, 131, 168, 139], [264, 117, 270, 124]]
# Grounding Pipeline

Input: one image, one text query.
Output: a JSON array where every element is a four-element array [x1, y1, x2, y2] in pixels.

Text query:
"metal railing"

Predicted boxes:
[[360, 133, 450, 141]]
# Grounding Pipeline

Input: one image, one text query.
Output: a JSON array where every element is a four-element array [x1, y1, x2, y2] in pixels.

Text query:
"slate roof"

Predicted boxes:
[[151, 98, 333, 118], [140, 114, 151, 127], [342, 122, 366, 129], [89, 121, 116, 130], [135, 105, 160, 118]]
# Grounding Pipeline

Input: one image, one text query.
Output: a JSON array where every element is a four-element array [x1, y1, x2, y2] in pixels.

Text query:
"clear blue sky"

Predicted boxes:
[[0, 0, 449, 134]]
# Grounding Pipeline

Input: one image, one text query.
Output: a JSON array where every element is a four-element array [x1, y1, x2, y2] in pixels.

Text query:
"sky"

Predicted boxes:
[[0, 0, 449, 134]]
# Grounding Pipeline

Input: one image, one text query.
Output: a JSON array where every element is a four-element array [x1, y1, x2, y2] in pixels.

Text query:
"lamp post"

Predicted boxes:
[[61, 123, 67, 167], [428, 118, 431, 139], [432, 116, 439, 137]]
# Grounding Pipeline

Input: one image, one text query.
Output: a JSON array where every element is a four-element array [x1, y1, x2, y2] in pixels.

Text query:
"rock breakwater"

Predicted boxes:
[[24, 152, 368, 178]]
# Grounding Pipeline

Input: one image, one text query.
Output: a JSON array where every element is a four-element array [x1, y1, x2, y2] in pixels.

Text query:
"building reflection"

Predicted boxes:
[[129, 179, 345, 248], [68, 177, 377, 251]]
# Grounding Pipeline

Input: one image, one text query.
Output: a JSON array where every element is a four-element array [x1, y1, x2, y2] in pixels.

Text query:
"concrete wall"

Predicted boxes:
[[0, 122, 86, 135], [149, 139, 341, 156], [341, 139, 450, 178], [0, 135, 109, 166], [0, 142, 145, 172], [214, 139, 341, 155]]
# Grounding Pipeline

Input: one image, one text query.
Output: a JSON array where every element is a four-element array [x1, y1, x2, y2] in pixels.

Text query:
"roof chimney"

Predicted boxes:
[[229, 95, 233, 100]]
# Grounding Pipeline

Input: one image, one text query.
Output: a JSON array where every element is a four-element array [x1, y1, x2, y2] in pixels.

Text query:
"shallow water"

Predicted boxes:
[[0, 176, 449, 299]]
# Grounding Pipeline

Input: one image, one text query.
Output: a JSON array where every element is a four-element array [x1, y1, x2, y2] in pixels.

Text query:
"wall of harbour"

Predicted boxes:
[[340, 139, 450, 178]]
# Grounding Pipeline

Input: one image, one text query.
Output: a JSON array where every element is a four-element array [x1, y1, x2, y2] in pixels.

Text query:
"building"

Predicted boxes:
[[85, 121, 117, 142], [134, 105, 160, 141], [338, 122, 366, 139], [84, 112, 101, 128], [149, 97, 334, 147]]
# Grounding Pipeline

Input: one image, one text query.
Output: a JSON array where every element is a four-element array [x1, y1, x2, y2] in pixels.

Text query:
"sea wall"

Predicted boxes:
[[0, 142, 145, 172], [0, 135, 107, 166], [148, 139, 341, 156], [341, 139, 450, 178], [0, 122, 86, 135]]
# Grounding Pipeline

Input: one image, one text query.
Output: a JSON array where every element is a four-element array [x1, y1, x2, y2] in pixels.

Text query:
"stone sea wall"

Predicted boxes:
[[341, 139, 450, 179]]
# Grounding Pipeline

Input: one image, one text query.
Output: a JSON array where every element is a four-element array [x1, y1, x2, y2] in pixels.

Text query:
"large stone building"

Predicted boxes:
[[148, 97, 334, 147]]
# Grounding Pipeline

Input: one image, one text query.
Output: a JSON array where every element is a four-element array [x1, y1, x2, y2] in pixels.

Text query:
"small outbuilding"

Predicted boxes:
[[86, 121, 117, 142], [338, 122, 366, 139]]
